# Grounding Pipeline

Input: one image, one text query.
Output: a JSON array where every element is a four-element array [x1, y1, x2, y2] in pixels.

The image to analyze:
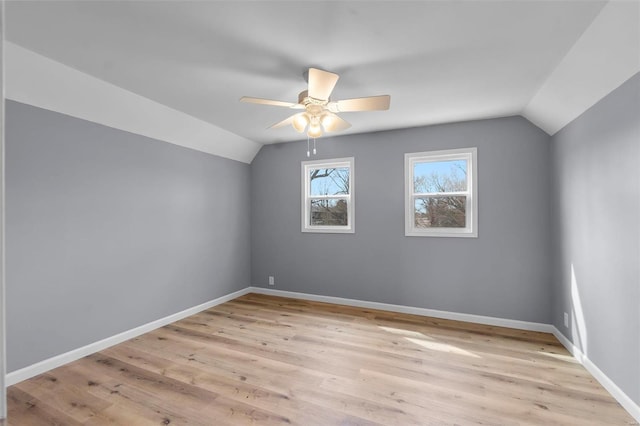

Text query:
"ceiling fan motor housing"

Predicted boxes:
[[298, 90, 327, 109]]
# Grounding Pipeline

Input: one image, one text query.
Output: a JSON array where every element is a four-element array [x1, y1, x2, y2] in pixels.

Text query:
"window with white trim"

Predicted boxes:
[[405, 148, 477, 237], [302, 157, 354, 233]]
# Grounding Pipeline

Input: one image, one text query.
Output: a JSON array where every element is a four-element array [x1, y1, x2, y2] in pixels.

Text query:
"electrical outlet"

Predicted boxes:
[[563, 312, 569, 328], [268, 276, 275, 286]]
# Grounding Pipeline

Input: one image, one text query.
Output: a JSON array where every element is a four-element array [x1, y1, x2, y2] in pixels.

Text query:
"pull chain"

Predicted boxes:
[[306, 136, 318, 157]]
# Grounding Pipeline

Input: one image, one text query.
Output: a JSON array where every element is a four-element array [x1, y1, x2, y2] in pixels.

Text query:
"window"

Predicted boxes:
[[302, 157, 354, 233], [405, 148, 477, 237]]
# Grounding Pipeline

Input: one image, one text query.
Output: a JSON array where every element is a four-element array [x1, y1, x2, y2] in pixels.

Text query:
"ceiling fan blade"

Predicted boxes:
[[307, 68, 339, 101], [330, 95, 391, 112], [240, 96, 297, 108], [269, 113, 308, 133], [269, 115, 295, 129], [322, 112, 351, 132]]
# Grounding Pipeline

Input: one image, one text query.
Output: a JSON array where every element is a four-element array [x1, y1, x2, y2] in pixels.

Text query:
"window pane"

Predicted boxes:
[[310, 198, 348, 226], [414, 160, 467, 193], [414, 196, 466, 228], [310, 168, 350, 196]]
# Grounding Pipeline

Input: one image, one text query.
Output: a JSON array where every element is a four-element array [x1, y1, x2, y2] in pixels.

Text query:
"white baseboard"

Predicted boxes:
[[248, 287, 553, 333], [5, 287, 252, 386], [552, 327, 640, 423]]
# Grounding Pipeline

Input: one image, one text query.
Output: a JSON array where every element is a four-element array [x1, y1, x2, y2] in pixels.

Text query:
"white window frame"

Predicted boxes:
[[301, 157, 354, 234], [405, 147, 477, 238]]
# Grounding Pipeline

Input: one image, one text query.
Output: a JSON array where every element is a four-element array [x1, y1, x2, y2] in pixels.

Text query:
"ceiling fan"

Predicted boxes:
[[240, 68, 390, 139]]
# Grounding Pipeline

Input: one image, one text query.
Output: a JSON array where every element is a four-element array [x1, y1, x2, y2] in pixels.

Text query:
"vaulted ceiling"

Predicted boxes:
[[5, 1, 639, 162]]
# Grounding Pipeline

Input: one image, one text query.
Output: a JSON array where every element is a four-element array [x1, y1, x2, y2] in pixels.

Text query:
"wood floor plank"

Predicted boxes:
[[102, 344, 376, 425], [7, 293, 638, 425], [14, 372, 114, 424], [8, 386, 84, 426]]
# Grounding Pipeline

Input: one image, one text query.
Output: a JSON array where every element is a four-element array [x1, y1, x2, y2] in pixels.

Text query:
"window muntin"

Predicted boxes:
[[405, 148, 477, 237], [302, 158, 354, 233]]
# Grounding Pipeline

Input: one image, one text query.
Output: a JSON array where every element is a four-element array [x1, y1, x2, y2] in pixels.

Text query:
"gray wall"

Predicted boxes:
[[550, 73, 640, 404], [0, 7, 6, 417], [251, 116, 552, 323], [6, 101, 251, 372]]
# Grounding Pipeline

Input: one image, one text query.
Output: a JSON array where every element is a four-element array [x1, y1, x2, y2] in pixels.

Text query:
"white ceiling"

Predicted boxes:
[[5, 1, 639, 151]]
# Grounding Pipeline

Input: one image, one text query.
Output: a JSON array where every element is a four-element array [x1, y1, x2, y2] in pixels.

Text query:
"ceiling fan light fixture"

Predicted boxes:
[[321, 113, 335, 129], [292, 113, 309, 133], [307, 122, 322, 138]]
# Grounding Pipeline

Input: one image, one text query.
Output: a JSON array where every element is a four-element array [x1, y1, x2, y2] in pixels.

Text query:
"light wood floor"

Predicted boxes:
[[7, 293, 637, 425]]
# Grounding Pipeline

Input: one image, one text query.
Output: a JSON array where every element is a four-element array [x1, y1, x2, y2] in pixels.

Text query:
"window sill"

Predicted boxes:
[[405, 229, 477, 238], [302, 226, 354, 234]]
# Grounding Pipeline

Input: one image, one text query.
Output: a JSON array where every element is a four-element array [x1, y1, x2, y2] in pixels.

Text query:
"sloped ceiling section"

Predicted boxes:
[[4, 43, 261, 164], [523, 0, 640, 135]]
